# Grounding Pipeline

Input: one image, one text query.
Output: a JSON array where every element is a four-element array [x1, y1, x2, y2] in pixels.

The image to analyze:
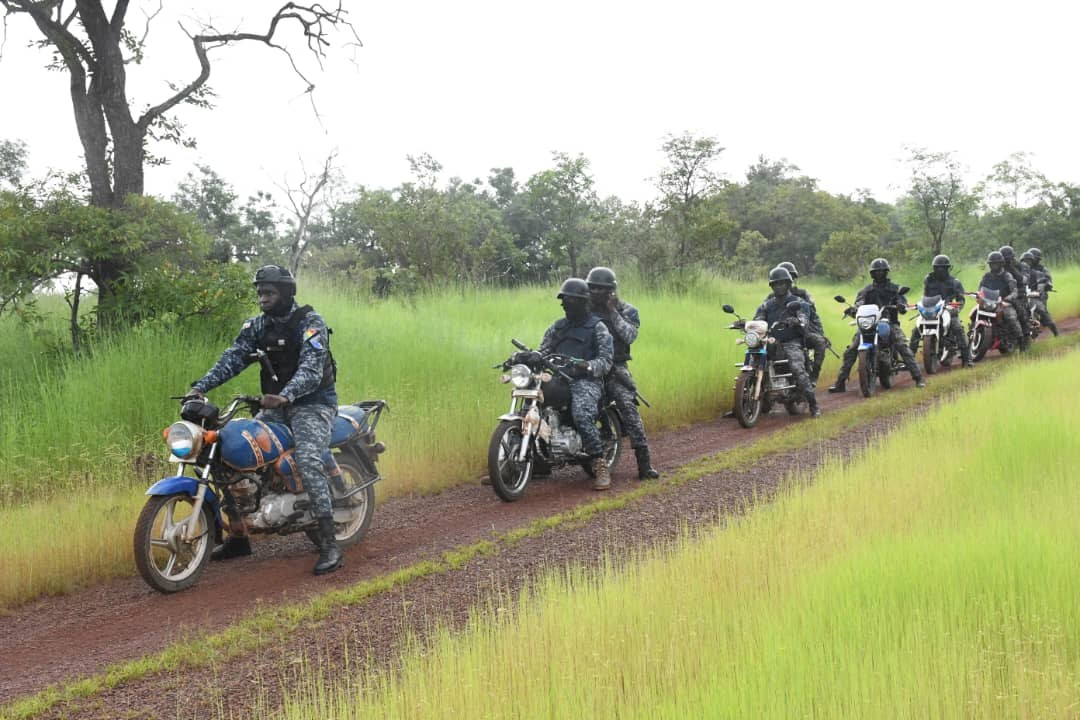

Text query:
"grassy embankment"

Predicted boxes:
[[272, 348, 1080, 719], [0, 268, 1077, 609]]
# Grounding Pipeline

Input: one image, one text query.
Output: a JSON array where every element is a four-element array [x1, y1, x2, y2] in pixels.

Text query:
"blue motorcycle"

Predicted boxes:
[[134, 394, 388, 593]]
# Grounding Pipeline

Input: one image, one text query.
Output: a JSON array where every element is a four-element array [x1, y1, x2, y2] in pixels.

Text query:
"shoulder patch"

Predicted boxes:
[[242, 320, 253, 330], [303, 327, 324, 350]]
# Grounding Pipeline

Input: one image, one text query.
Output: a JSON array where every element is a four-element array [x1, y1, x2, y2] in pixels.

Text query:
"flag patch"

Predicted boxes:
[[304, 328, 324, 349]]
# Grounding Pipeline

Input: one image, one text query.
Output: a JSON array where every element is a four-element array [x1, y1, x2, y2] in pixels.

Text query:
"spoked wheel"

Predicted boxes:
[[134, 494, 214, 593], [857, 349, 876, 398], [970, 325, 992, 361], [733, 372, 763, 428], [306, 457, 376, 549], [487, 420, 533, 502], [923, 336, 939, 375], [582, 407, 625, 477]]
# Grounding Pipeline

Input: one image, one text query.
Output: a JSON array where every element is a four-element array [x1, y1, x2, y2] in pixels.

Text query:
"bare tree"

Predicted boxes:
[[903, 146, 973, 257], [275, 149, 340, 276]]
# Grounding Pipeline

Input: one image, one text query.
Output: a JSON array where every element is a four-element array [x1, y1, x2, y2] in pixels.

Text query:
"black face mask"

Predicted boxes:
[[589, 288, 612, 313], [989, 264, 1004, 275], [933, 266, 950, 281], [871, 272, 889, 285], [771, 282, 790, 300], [561, 297, 588, 323]]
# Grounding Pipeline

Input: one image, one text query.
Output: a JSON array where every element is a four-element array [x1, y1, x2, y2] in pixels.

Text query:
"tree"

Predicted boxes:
[[523, 152, 598, 277], [902, 146, 974, 257], [656, 132, 726, 279], [276, 150, 341, 276], [0, 0, 357, 323]]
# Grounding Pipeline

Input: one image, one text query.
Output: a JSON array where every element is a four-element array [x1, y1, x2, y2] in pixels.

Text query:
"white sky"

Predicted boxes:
[[2, 0, 1078, 206]]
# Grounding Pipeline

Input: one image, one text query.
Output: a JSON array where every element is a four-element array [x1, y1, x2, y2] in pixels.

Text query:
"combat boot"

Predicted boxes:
[[807, 393, 821, 418], [313, 516, 344, 575], [211, 534, 251, 561], [1049, 322, 1059, 337], [634, 446, 660, 480], [591, 457, 611, 491], [827, 378, 847, 393]]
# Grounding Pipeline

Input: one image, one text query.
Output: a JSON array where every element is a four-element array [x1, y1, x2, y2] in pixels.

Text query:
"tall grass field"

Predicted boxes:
[[270, 349, 1080, 719], [0, 267, 1077, 608]]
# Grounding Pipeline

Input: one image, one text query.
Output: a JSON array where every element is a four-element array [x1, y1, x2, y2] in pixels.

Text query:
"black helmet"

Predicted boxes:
[[987, 251, 1005, 265], [869, 258, 891, 273], [585, 266, 617, 289], [1028, 247, 1043, 262], [932, 254, 951, 268], [768, 266, 793, 286], [777, 261, 799, 280], [1020, 251, 1035, 264], [556, 278, 590, 300], [999, 245, 1015, 261], [253, 264, 296, 288]]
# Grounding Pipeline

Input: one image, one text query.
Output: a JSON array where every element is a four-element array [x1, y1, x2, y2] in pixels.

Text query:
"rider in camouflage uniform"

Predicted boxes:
[[1023, 248, 1058, 336], [536, 278, 615, 490], [188, 265, 344, 576], [829, 258, 926, 393], [1000, 246, 1031, 351], [586, 266, 659, 480], [776, 261, 828, 383], [909, 254, 974, 367], [978, 251, 1024, 352], [754, 266, 821, 417]]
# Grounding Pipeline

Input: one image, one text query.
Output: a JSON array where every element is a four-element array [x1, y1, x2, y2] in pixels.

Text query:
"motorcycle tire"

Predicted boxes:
[[134, 493, 214, 593], [487, 420, 533, 502], [970, 325, 991, 361], [305, 457, 376, 550], [857, 349, 875, 398], [733, 373, 763, 428], [878, 358, 894, 389], [581, 407, 624, 477], [923, 336, 938, 375]]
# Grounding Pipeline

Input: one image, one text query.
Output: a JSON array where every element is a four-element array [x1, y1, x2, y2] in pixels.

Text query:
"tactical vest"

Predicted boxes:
[[979, 271, 1012, 298], [549, 315, 601, 360], [259, 305, 336, 395], [761, 294, 803, 343], [923, 274, 963, 303]]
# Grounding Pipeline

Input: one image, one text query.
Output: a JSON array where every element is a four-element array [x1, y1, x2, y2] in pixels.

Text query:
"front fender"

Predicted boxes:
[[497, 413, 524, 423], [145, 476, 222, 518]]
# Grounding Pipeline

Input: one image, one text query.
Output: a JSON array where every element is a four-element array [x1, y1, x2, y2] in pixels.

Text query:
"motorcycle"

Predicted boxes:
[[911, 294, 963, 375], [487, 339, 623, 502], [721, 304, 808, 428], [967, 287, 1011, 360], [834, 286, 911, 398], [134, 393, 388, 593]]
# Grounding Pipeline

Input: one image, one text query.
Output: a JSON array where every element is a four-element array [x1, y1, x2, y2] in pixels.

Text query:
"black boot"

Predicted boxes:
[[211, 535, 251, 561], [828, 378, 847, 393], [807, 393, 821, 418], [634, 446, 660, 480], [1049, 322, 1059, 337], [313, 516, 343, 576]]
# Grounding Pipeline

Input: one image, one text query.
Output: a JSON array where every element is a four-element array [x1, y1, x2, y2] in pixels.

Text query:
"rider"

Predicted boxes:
[[1024, 248, 1058, 337], [187, 265, 344, 576], [828, 258, 926, 393], [585, 266, 659, 480], [535, 278, 615, 490], [776, 261, 828, 383], [999, 246, 1031, 351], [978, 251, 1024, 352], [909, 254, 975, 367], [754, 267, 821, 417]]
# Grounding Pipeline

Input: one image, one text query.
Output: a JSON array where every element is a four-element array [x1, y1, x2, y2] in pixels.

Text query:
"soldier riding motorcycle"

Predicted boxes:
[[969, 251, 1024, 359], [909, 254, 973, 373]]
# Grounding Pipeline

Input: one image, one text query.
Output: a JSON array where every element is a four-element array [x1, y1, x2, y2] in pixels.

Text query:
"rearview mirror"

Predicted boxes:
[[834, 295, 846, 303], [721, 304, 735, 314], [898, 286, 911, 295]]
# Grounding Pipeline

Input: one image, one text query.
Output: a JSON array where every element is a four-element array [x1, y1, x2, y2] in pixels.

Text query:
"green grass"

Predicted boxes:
[[0, 268, 1078, 610], [271, 350, 1080, 720]]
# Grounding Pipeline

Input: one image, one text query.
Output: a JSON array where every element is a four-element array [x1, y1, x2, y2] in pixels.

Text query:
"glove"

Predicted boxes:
[[512, 351, 542, 366], [570, 359, 591, 378], [260, 394, 290, 409], [182, 388, 206, 403], [784, 300, 802, 317], [843, 307, 855, 318]]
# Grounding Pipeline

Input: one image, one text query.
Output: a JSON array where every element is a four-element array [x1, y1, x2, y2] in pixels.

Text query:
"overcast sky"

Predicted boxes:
[[2, 0, 1077, 206]]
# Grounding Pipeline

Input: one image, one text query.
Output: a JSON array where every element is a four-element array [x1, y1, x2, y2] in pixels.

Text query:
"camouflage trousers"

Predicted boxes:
[[836, 324, 923, 383], [803, 331, 828, 383], [258, 403, 336, 519], [1015, 299, 1031, 350], [1031, 299, 1057, 334], [778, 340, 815, 397], [993, 306, 1024, 351], [569, 378, 604, 457], [606, 364, 648, 449], [910, 314, 972, 363]]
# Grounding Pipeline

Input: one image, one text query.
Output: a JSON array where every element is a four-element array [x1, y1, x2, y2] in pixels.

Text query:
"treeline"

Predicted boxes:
[[2, 135, 1079, 351]]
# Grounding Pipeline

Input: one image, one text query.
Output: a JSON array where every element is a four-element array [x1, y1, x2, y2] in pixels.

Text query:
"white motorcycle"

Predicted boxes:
[[912, 294, 963, 375]]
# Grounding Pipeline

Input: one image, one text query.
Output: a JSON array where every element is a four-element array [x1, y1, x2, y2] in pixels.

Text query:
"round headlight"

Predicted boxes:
[[510, 363, 533, 389], [166, 421, 204, 459], [744, 331, 761, 348], [858, 317, 876, 330]]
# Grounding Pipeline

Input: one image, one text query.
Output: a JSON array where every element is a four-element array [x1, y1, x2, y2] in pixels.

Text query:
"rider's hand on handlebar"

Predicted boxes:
[[511, 350, 543, 366], [181, 389, 206, 403], [570, 359, 591, 378], [260, 394, 290, 409]]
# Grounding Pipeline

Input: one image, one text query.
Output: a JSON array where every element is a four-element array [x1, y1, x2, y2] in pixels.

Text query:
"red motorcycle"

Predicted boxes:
[[967, 288, 1011, 360]]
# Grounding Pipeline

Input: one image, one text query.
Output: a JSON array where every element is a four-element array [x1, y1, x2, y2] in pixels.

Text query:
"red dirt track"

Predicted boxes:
[[2, 318, 1076, 718]]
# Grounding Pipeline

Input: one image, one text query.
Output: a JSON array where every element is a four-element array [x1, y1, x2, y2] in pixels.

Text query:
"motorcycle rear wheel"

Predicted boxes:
[[581, 407, 625, 478], [857, 349, 876, 398], [488, 420, 533, 502], [305, 457, 376, 549], [733, 373, 763, 428], [971, 325, 992, 361], [923, 336, 938, 375], [134, 493, 214, 593]]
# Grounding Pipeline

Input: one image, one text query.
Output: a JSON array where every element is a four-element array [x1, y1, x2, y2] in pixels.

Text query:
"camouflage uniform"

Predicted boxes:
[[192, 302, 338, 519], [833, 281, 924, 385], [976, 270, 1023, 351], [538, 315, 614, 456], [1004, 259, 1031, 350], [753, 293, 816, 402], [593, 301, 649, 449], [1025, 263, 1058, 336], [765, 286, 827, 383]]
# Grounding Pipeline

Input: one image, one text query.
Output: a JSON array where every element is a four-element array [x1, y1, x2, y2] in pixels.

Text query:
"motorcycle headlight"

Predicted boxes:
[[857, 317, 876, 331], [166, 421, 204, 459], [510, 363, 534, 389], [743, 331, 761, 348]]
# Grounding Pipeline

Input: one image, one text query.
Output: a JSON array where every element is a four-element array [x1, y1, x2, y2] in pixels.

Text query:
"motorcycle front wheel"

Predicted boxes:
[[857, 349, 876, 398], [134, 493, 214, 593], [923, 335, 939, 375], [305, 457, 376, 549], [878, 355, 894, 389], [970, 325, 992, 361], [488, 420, 533, 502], [733, 372, 763, 428]]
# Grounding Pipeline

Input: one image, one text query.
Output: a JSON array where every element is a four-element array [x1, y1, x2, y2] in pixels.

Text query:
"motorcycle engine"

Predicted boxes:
[[545, 408, 583, 458], [250, 492, 308, 530], [228, 472, 261, 514]]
